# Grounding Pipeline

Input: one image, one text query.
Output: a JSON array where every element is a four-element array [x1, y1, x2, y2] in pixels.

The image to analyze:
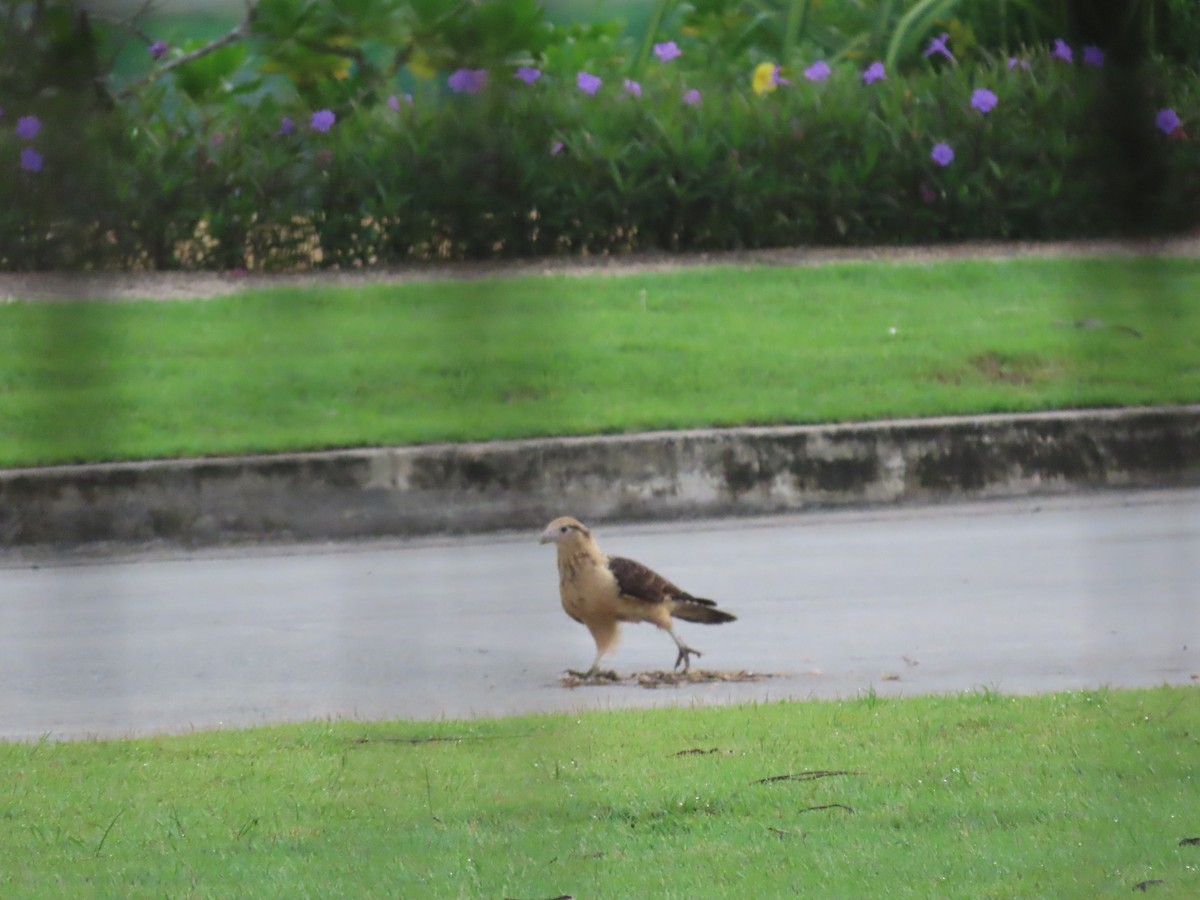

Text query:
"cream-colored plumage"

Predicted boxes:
[[539, 516, 736, 675]]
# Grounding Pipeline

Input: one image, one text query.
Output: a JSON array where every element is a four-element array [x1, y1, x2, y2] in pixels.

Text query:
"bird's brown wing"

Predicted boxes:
[[607, 556, 714, 607]]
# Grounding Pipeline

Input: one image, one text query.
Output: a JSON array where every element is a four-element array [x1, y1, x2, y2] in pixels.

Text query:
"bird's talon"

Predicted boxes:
[[675, 646, 702, 672]]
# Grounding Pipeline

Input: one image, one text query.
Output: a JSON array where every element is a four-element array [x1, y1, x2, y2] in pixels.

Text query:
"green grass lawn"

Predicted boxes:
[[2, 687, 1197, 897], [2, 256, 1198, 468]]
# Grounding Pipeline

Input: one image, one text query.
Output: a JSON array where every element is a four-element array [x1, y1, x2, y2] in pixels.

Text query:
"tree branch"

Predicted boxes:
[[116, 1, 258, 99], [91, 0, 160, 46]]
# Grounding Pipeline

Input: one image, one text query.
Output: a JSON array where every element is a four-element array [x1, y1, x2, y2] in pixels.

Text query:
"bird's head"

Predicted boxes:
[[539, 516, 592, 547]]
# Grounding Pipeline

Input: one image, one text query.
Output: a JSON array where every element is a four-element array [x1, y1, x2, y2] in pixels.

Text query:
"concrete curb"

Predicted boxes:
[[2, 405, 1199, 549]]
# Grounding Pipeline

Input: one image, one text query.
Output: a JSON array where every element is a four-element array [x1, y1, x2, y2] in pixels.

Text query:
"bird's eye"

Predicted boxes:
[[560, 525, 569, 533]]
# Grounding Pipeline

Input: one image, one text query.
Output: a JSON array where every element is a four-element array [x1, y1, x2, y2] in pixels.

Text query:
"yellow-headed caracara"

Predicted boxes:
[[539, 516, 736, 675]]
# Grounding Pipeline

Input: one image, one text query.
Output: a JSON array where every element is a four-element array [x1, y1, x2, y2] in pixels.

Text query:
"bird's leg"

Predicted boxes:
[[567, 648, 616, 680], [668, 627, 702, 673]]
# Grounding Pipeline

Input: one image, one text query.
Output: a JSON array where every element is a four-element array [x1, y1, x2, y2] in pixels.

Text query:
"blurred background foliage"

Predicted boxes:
[[0, 0, 1196, 269]]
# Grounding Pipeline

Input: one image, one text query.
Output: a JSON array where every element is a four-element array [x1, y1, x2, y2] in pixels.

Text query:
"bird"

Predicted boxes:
[[539, 516, 736, 677]]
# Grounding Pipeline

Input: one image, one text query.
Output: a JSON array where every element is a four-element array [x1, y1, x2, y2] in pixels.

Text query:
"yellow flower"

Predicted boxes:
[[329, 36, 353, 79], [408, 48, 437, 80], [945, 17, 977, 56], [752, 62, 778, 96]]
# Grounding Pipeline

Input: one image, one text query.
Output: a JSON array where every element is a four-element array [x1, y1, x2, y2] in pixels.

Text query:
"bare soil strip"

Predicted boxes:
[[3, 236, 1198, 303]]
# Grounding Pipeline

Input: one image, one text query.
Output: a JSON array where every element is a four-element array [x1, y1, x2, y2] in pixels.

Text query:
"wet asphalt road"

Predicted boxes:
[[1, 488, 1197, 741]]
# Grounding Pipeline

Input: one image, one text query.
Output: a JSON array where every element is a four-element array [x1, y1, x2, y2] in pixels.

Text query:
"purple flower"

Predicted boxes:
[[930, 142, 954, 167], [310, 109, 336, 132], [15, 116, 40, 141], [1007, 56, 1031, 71], [683, 88, 701, 106], [448, 68, 488, 94], [387, 95, 401, 111], [924, 32, 954, 62], [515, 66, 541, 84], [148, 40, 169, 60], [654, 41, 682, 63], [1083, 45, 1104, 67], [804, 60, 831, 82], [862, 61, 886, 85], [20, 147, 43, 173], [970, 88, 998, 114], [278, 116, 295, 135], [550, 140, 564, 156], [1052, 39, 1073, 63], [577, 71, 602, 95], [623, 78, 642, 98], [1156, 108, 1181, 134]]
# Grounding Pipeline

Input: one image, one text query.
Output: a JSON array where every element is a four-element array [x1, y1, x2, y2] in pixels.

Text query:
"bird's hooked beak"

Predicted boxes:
[[540, 518, 588, 545]]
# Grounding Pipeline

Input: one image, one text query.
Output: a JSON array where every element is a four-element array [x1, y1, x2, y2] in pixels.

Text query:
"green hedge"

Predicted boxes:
[[1, 52, 1196, 271]]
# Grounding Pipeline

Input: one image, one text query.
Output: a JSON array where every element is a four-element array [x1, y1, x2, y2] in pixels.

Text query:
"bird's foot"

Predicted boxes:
[[674, 645, 702, 673]]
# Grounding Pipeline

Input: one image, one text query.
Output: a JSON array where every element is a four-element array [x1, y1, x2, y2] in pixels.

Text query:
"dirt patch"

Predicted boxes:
[[934, 351, 1062, 387], [3, 236, 1198, 302], [558, 669, 779, 689], [969, 352, 1038, 385]]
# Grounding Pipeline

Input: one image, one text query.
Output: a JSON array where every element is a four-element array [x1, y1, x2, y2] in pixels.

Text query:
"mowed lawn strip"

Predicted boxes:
[[2, 688, 1197, 897], [1, 256, 1198, 467]]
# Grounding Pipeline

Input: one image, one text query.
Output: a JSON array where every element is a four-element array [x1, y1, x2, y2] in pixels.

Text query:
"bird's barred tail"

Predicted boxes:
[[671, 596, 736, 625]]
